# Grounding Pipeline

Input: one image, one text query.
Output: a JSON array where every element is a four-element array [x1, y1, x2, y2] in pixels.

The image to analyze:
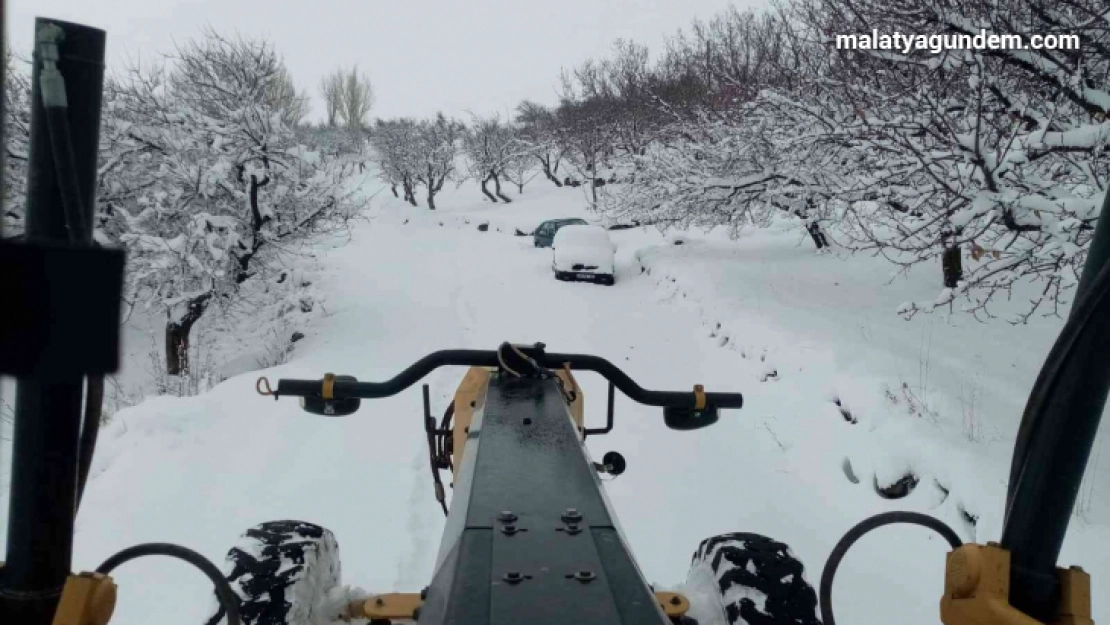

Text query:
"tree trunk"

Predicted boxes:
[[391, 184, 398, 198], [942, 244, 963, 288], [403, 180, 417, 207], [427, 185, 436, 210], [481, 175, 499, 203], [539, 155, 563, 187], [806, 222, 829, 249], [493, 174, 512, 203], [588, 163, 598, 205], [165, 294, 210, 376]]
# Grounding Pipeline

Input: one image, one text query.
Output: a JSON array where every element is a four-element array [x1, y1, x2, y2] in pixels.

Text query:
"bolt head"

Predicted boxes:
[[498, 510, 517, 523], [561, 508, 583, 522]]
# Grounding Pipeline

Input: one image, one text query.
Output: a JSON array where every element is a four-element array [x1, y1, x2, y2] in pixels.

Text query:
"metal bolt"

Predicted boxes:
[[501, 524, 519, 535], [565, 523, 582, 535], [420, 586, 429, 599], [498, 510, 517, 523], [562, 508, 583, 523], [374, 597, 384, 606], [670, 596, 682, 606], [573, 570, 596, 582], [412, 606, 422, 620], [503, 571, 524, 584]]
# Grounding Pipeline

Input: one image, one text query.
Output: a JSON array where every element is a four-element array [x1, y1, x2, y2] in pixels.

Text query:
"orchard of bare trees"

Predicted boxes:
[[474, 0, 1109, 323], [283, 0, 1110, 323]]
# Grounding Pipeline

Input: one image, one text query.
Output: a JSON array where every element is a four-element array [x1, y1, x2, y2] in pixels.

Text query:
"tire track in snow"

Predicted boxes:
[[391, 234, 479, 592], [395, 446, 434, 590]]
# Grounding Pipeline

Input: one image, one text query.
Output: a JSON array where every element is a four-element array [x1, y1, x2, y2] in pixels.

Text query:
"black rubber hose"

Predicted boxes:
[[818, 511, 963, 625], [75, 375, 104, 509], [96, 543, 240, 625]]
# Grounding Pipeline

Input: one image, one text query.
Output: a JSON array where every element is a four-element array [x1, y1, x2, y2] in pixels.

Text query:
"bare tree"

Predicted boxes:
[[515, 100, 565, 187], [370, 118, 422, 206], [503, 126, 540, 194], [115, 31, 361, 376], [319, 69, 344, 128], [339, 65, 374, 132], [265, 66, 311, 127], [463, 114, 521, 203], [414, 113, 464, 209]]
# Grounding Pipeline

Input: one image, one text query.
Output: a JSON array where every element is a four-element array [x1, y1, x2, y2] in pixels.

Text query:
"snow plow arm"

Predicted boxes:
[[266, 342, 744, 411]]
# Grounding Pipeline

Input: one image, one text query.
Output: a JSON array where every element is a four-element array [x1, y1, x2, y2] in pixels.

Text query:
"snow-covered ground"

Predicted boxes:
[[2, 177, 1107, 625]]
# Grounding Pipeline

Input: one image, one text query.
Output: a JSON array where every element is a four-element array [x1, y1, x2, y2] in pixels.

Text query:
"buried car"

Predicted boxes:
[[552, 224, 616, 285], [533, 217, 588, 247]]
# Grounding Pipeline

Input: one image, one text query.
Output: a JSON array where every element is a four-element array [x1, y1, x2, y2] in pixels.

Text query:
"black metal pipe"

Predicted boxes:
[[274, 350, 744, 409], [24, 19, 104, 243], [1000, 188, 1110, 620], [584, 383, 615, 437], [1, 18, 106, 625]]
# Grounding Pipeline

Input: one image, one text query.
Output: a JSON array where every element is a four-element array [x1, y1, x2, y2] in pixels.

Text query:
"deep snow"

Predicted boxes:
[[1, 177, 1106, 625]]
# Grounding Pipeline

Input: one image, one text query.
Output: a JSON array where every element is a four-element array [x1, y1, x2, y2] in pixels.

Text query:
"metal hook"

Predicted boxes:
[[256, 376, 276, 398]]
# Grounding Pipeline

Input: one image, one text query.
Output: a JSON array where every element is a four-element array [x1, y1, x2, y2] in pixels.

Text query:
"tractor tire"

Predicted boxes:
[[684, 533, 821, 625], [207, 520, 342, 625]]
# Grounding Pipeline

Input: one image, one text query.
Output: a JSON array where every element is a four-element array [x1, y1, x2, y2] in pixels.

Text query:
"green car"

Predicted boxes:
[[533, 218, 588, 248]]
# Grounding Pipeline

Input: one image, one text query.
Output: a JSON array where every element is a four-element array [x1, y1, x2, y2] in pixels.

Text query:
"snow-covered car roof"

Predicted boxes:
[[553, 224, 611, 246]]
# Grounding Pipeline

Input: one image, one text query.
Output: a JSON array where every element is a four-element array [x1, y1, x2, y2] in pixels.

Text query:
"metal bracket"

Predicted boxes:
[[940, 543, 1093, 625], [49, 573, 116, 625]]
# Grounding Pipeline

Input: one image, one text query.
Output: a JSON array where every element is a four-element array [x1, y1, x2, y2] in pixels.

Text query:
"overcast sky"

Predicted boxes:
[[11, 0, 767, 122]]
